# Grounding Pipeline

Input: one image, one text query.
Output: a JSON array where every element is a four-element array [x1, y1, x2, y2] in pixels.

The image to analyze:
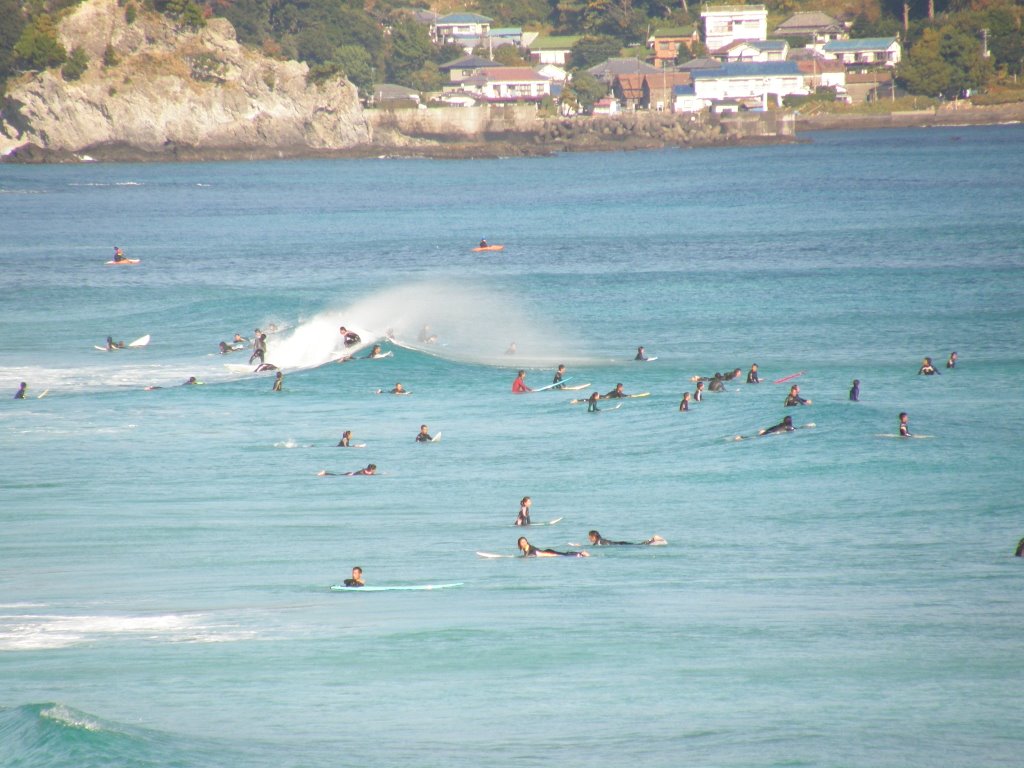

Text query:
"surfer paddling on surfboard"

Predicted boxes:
[[343, 567, 364, 587], [588, 531, 666, 546], [517, 537, 588, 558], [760, 416, 795, 436]]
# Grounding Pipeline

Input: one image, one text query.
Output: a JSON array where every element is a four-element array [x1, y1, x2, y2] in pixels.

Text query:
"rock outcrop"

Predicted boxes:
[[0, 0, 369, 159]]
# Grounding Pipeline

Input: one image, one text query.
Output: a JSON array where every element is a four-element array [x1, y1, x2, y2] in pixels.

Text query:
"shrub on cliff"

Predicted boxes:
[[61, 46, 88, 80], [13, 15, 66, 72], [570, 35, 621, 71]]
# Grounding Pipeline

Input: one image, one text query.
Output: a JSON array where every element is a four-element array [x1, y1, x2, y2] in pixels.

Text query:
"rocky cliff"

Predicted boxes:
[[0, 0, 369, 159]]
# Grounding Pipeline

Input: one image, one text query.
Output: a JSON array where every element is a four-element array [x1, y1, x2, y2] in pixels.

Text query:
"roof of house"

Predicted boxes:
[[373, 83, 420, 100], [774, 11, 841, 34], [644, 72, 693, 89], [701, 4, 766, 14], [491, 27, 522, 36], [439, 55, 499, 71], [823, 37, 899, 52], [613, 73, 645, 98], [691, 61, 802, 79], [795, 59, 845, 74], [464, 67, 548, 84], [649, 26, 696, 39], [672, 84, 697, 96], [530, 35, 581, 51], [678, 56, 729, 71], [726, 40, 787, 52], [588, 58, 660, 80], [436, 12, 493, 24]]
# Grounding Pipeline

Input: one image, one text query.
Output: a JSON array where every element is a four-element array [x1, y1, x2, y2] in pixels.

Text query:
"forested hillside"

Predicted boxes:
[[1, 0, 1022, 103]]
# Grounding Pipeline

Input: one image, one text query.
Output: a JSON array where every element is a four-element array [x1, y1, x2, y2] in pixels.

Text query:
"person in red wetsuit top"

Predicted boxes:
[[512, 370, 532, 393]]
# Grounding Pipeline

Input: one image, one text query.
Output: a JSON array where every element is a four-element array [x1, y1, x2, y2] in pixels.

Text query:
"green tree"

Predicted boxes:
[[61, 45, 88, 80], [387, 18, 434, 86], [476, 0, 552, 26], [567, 69, 607, 110], [335, 44, 374, 95], [13, 14, 66, 71], [570, 34, 621, 70], [900, 28, 952, 96], [0, 0, 27, 87], [492, 44, 527, 66], [676, 39, 706, 64], [900, 24, 992, 98]]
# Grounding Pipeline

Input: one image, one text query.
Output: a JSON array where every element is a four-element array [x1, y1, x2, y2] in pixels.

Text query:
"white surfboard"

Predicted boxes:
[[128, 334, 150, 347], [430, 432, 442, 443], [330, 582, 463, 592], [476, 552, 514, 559]]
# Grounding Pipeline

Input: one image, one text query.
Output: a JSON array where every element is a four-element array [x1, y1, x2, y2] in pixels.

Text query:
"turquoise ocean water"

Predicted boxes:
[[1, 126, 1023, 767]]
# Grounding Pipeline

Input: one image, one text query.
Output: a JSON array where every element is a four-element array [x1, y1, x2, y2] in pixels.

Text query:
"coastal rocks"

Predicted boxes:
[[0, 0, 369, 159], [533, 113, 726, 149]]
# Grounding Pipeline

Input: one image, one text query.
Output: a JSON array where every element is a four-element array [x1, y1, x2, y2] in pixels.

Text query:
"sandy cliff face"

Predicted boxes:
[[0, 0, 369, 157]]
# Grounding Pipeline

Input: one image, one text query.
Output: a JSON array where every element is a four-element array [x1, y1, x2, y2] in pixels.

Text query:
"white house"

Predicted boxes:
[[455, 67, 551, 102], [671, 84, 710, 113], [821, 37, 902, 68], [773, 11, 847, 43], [432, 13, 492, 50], [722, 39, 789, 63], [528, 36, 580, 66], [691, 61, 807, 106], [701, 4, 768, 53], [534, 63, 568, 83]]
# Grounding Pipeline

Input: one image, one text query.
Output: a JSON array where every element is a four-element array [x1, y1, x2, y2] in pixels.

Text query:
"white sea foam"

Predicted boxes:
[[0, 612, 254, 651]]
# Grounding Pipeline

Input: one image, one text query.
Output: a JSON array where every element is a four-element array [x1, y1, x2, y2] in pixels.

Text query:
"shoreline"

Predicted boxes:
[[3, 101, 1021, 164]]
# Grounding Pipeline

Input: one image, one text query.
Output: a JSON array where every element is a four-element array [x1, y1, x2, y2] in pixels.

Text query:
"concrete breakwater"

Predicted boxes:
[[368, 106, 797, 154]]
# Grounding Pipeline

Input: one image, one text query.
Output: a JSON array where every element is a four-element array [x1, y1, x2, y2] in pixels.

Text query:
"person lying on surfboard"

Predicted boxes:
[[603, 383, 629, 399], [415, 424, 434, 443], [512, 370, 531, 393], [515, 497, 532, 526], [759, 416, 795, 436], [517, 537, 588, 558], [587, 392, 601, 412], [318, 464, 377, 477], [365, 344, 385, 359], [587, 531, 666, 546], [343, 567, 364, 587]]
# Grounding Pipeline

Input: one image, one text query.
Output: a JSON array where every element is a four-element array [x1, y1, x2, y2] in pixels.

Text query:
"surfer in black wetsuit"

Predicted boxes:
[[515, 497, 532, 526], [319, 464, 377, 477], [784, 385, 810, 406], [343, 567, 364, 587], [14, 382, 27, 399], [693, 381, 704, 402], [679, 391, 691, 411], [587, 392, 601, 412], [339, 327, 361, 347], [415, 424, 433, 442], [759, 415, 795, 436], [365, 344, 384, 359], [254, 363, 278, 372], [918, 357, 940, 375], [746, 364, 762, 383], [899, 412, 911, 437], [604, 383, 628, 399], [587, 530, 665, 546], [1015, 537, 1024, 557], [708, 373, 726, 392], [635, 346, 648, 361], [947, 352, 958, 369], [553, 364, 567, 388], [517, 537, 588, 558], [337, 430, 353, 447], [479, 239, 488, 248], [850, 379, 860, 402]]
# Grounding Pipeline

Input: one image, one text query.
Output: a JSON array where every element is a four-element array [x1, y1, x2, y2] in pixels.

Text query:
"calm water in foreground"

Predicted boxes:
[[1, 126, 1023, 767]]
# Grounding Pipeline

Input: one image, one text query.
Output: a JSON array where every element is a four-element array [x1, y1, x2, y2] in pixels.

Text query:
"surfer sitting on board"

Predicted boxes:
[[337, 430, 354, 447], [746, 364, 763, 384], [512, 370, 531, 394], [918, 357, 940, 375], [14, 382, 27, 399], [759, 416, 795, 436], [517, 537, 588, 558], [604, 383, 629, 399], [515, 497, 532, 526], [343, 567, 364, 587], [635, 346, 649, 361], [106, 336, 125, 350], [784, 385, 811, 407], [113, 246, 125, 263], [381, 383, 407, 395], [899, 412, 911, 438], [708, 373, 726, 392], [588, 531, 666, 546], [479, 239, 488, 248], [947, 352, 958, 369], [850, 379, 860, 402], [415, 424, 434, 443]]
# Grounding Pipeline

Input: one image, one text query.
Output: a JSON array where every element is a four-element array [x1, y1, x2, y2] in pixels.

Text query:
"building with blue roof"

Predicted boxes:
[[822, 37, 901, 67], [691, 61, 806, 106], [432, 13, 493, 50]]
